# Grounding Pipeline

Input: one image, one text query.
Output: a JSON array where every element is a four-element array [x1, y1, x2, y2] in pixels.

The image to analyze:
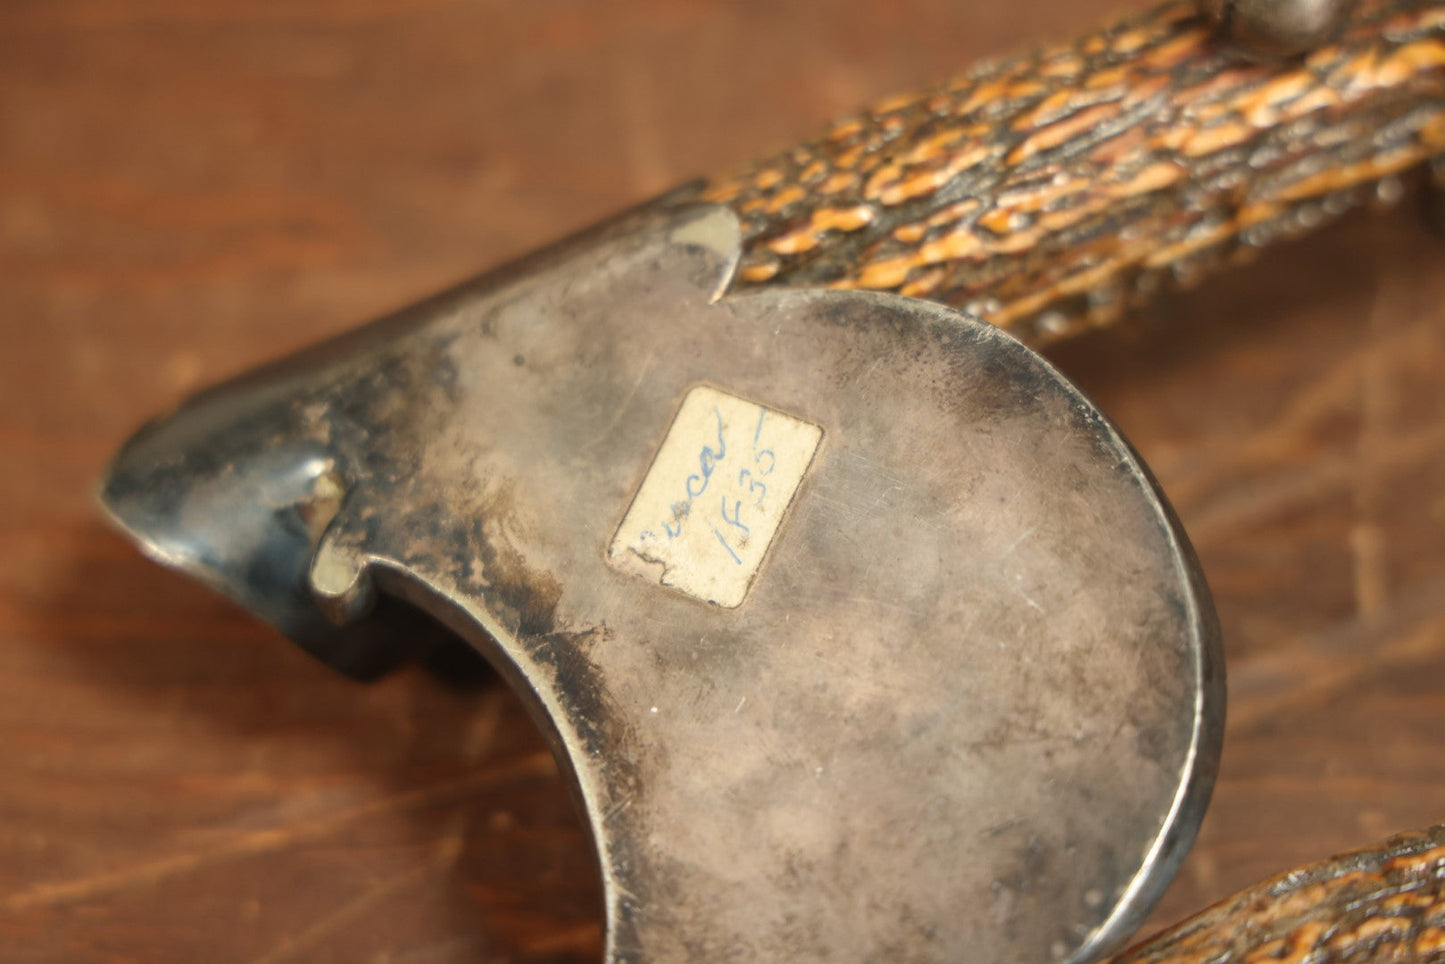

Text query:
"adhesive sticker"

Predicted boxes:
[[609, 386, 822, 607]]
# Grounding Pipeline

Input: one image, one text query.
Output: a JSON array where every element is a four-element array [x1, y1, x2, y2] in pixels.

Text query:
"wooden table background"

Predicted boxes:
[[2, 1, 1443, 960]]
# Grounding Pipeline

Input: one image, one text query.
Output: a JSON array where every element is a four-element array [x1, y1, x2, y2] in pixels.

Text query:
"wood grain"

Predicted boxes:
[[1, 1, 1444, 961]]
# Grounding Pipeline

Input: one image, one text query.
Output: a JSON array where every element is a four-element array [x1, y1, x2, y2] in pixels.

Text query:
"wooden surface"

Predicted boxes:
[[1, 1, 1442, 961]]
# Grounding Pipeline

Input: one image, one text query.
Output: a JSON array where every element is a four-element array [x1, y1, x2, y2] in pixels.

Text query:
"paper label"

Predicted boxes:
[[609, 386, 822, 607]]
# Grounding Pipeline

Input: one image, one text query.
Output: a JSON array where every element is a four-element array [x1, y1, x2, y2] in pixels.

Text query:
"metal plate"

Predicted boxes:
[[102, 205, 1223, 962]]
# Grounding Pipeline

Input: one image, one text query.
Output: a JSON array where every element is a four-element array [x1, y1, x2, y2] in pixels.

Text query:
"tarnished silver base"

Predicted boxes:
[[102, 205, 1222, 962]]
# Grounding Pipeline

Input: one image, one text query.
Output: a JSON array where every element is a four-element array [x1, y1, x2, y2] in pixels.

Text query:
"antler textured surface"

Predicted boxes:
[[696, 0, 1445, 346], [1112, 825, 1445, 962]]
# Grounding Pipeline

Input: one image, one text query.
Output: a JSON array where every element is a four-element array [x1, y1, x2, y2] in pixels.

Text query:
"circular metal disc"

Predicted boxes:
[[102, 205, 1222, 962]]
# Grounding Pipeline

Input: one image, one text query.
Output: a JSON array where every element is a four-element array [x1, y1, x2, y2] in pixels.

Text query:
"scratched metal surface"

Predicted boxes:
[[97, 203, 1223, 962], [1, 1, 1444, 961]]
